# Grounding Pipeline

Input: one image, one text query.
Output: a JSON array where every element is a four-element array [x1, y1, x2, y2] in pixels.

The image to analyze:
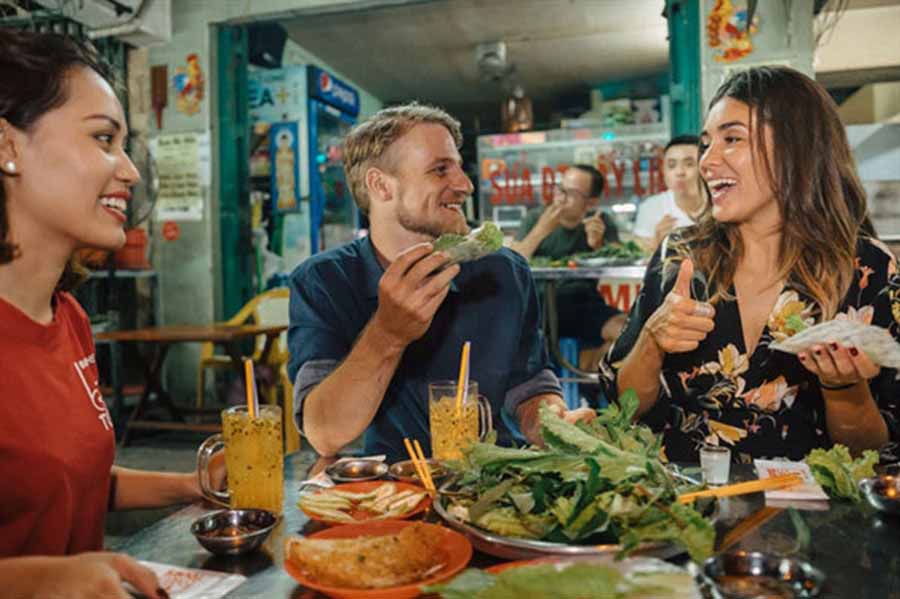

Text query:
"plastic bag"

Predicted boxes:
[[770, 319, 900, 368]]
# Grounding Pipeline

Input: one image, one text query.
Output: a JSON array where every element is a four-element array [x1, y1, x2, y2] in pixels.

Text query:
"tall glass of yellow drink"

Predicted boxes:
[[198, 405, 284, 514], [428, 381, 492, 461]]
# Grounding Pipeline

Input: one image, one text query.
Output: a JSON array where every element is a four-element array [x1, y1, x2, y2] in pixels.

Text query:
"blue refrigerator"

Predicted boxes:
[[306, 66, 361, 253]]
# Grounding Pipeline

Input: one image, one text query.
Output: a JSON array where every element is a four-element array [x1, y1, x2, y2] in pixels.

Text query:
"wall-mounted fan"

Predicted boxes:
[[127, 135, 158, 227]]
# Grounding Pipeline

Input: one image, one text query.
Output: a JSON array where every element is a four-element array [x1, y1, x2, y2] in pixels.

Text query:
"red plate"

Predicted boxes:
[[299, 481, 432, 526], [284, 520, 473, 599]]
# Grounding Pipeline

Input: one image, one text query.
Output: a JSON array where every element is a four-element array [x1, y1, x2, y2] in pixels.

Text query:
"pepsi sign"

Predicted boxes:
[[307, 66, 360, 117]]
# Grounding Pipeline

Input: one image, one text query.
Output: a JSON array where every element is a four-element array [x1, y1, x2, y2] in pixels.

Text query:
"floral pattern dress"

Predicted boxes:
[[599, 234, 900, 464]]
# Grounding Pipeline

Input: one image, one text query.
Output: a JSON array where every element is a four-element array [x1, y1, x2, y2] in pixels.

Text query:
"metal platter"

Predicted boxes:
[[432, 469, 712, 561], [432, 493, 684, 561]]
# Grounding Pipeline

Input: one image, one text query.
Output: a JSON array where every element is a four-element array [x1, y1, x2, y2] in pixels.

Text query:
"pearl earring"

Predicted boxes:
[[4, 161, 14, 173]]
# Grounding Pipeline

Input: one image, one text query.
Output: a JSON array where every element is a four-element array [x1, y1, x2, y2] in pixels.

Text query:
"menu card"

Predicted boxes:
[[137, 561, 246, 599], [754, 459, 829, 502]]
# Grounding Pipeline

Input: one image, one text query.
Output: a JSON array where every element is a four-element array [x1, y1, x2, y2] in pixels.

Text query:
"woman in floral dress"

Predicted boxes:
[[600, 66, 900, 464]]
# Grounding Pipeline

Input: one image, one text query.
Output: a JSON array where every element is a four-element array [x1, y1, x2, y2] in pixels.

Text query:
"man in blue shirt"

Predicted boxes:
[[287, 103, 594, 461]]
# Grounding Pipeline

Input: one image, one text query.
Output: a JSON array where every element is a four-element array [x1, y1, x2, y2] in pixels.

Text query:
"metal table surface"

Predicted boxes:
[[529, 264, 646, 281], [117, 455, 900, 598]]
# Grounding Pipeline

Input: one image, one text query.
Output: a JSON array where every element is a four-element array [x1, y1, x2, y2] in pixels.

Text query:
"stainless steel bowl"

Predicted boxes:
[[389, 459, 448, 485], [190, 509, 278, 556], [703, 551, 825, 598], [324, 458, 388, 482], [860, 474, 900, 515]]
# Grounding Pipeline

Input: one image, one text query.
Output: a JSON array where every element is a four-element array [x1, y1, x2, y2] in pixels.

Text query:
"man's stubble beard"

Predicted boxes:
[[396, 194, 468, 239]]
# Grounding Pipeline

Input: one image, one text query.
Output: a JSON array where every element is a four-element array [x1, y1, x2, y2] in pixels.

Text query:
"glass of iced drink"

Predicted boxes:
[[428, 380, 492, 462], [198, 405, 284, 514]]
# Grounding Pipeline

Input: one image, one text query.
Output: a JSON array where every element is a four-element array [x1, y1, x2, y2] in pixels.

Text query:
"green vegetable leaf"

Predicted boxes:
[[805, 444, 879, 501], [433, 222, 503, 264]]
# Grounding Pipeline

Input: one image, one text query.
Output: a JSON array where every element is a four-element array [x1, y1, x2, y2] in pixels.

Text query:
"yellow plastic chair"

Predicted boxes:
[[280, 363, 301, 454], [196, 287, 300, 452], [196, 287, 290, 409]]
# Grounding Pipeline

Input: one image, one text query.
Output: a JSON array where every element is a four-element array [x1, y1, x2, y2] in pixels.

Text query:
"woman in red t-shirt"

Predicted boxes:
[[0, 30, 214, 599]]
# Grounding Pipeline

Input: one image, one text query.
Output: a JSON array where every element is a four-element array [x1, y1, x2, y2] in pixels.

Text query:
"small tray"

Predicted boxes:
[[703, 551, 825, 598], [325, 459, 388, 483]]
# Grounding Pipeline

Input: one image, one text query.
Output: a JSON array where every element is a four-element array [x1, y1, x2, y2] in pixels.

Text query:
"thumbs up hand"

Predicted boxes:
[[644, 258, 716, 354]]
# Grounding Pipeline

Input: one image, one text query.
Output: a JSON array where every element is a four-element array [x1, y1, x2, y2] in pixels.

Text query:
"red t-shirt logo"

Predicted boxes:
[[73, 353, 113, 431]]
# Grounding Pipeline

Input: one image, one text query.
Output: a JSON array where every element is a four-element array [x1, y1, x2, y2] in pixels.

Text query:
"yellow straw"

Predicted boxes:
[[454, 341, 471, 418], [412, 439, 436, 493], [243, 358, 257, 418], [403, 438, 430, 491]]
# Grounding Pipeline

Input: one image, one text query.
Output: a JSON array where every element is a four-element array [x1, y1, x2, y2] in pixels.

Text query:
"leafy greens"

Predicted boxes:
[[441, 391, 714, 562], [433, 221, 504, 264], [424, 561, 700, 599], [529, 240, 645, 268], [804, 444, 878, 501]]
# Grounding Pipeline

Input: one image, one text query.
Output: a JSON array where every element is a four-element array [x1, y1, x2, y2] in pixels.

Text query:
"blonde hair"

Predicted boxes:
[[343, 102, 463, 214], [675, 66, 872, 320]]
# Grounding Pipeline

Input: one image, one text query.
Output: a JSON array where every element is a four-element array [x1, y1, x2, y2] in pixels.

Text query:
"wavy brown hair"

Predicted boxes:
[[0, 30, 115, 291], [675, 66, 872, 320]]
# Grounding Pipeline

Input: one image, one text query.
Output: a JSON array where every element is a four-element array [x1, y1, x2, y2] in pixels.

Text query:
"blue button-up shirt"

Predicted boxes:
[[287, 236, 561, 462]]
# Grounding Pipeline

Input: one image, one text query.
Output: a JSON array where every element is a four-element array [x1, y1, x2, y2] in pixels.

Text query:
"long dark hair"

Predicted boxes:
[[676, 66, 871, 319], [0, 29, 115, 291]]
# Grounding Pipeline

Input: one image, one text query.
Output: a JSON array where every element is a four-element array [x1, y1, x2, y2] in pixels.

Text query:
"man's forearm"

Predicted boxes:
[[632, 234, 657, 254], [824, 384, 889, 455], [616, 331, 665, 418], [508, 227, 549, 260], [303, 319, 406, 456]]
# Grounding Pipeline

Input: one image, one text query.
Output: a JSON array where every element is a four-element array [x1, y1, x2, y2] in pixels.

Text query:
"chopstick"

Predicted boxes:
[[413, 439, 436, 493], [677, 473, 804, 504], [717, 506, 783, 552], [403, 438, 436, 494]]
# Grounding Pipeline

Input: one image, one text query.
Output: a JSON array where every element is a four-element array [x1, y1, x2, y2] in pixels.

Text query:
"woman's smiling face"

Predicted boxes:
[[699, 97, 780, 229], [6, 66, 140, 252]]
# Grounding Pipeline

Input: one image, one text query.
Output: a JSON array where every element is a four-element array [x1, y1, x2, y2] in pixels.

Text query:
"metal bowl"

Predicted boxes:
[[324, 459, 388, 483], [190, 509, 278, 556], [389, 459, 448, 485], [860, 474, 900, 515], [703, 551, 825, 598]]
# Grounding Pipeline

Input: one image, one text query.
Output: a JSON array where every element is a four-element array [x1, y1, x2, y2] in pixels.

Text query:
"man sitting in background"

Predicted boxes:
[[287, 103, 593, 462], [510, 165, 627, 357], [632, 135, 705, 253]]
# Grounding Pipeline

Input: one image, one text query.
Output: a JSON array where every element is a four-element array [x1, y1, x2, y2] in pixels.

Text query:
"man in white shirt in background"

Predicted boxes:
[[632, 135, 705, 253]]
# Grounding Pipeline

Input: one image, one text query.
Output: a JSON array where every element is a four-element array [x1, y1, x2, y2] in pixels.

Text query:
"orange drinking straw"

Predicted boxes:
[[454, 341, 471, 418], [243, 358, 258, 418]]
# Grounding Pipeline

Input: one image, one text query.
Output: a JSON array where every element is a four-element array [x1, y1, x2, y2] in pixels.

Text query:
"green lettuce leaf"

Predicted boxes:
[[805, 444, 879, 501], [432, 222, 503, 264], [424, 562, 698, 599]]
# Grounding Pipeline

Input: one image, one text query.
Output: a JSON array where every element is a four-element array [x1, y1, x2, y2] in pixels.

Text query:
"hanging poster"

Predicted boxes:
[[269, 121, 301, 213], [152, 133, 205, 221]]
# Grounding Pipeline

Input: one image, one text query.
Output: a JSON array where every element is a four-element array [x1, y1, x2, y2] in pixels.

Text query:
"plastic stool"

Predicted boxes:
[[558, 337, 581, 410]]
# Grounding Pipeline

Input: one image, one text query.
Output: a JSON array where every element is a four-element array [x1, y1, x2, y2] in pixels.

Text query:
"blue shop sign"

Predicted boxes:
[[307, 66, 360, 117]]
